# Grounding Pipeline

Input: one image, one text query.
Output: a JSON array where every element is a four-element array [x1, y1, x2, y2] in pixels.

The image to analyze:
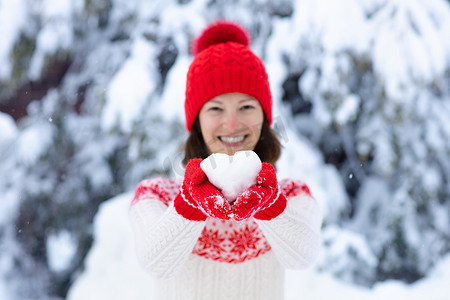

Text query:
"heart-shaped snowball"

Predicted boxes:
[[200, 150, 262, 203]]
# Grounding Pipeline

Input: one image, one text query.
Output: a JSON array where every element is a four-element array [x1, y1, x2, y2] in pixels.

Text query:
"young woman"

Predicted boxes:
[[130, 21, 322, 300]]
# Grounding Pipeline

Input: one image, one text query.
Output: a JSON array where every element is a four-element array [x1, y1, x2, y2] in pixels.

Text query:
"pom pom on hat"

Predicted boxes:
[[185, 21, 272, 131], [191, 22, 250, 55]]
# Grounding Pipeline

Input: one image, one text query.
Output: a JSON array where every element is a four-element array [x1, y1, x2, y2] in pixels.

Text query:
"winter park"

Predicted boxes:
[[1, 0, 450, 299]]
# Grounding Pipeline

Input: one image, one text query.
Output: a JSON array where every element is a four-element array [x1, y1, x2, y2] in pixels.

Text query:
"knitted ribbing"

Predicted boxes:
[[184, 22, 272, 131], [130, 200, 206, 279], [156, 252, 284, 300], [255, 193, 323, 269]]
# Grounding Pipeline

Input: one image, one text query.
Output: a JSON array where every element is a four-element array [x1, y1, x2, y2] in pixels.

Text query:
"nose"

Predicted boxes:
[[223, 112, 240, 131]]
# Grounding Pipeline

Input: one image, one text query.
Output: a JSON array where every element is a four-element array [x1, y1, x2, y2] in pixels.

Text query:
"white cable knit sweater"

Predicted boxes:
[[130, 177, 322, 300]]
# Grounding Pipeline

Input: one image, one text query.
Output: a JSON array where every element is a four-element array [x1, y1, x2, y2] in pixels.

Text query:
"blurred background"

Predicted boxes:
[[0, 0, 449, 299]]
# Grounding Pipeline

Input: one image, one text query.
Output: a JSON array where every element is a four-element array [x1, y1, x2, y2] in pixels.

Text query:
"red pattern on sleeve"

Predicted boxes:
[[131, 177, 180, 207], [279, 178, 313, 199]]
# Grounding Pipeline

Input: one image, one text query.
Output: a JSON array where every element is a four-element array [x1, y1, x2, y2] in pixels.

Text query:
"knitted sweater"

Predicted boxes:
[[130, 177, 322, 300]]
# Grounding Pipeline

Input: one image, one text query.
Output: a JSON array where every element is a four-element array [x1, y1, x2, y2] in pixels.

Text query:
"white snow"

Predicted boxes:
[[67, 193, 156, 300], [16, 122, 54, 165], [46, 230, 77, 273], [200, 151, 262, 202], [291, 0, 370, 54], [0, 278, 12, 300], [41, 0, 75, 18], [335, 94, 360, 126], [0, 190, 20, 227], [0, 0, 27, 79], [0, 112, 18, 146], [27, 0, 80, 80], [286, 254, 450, 300], [158, 56, 190, 124], [276, 125, 348, 223], [371, 0, 450, 100], [102, 38, 157, 133], [28, 23, 72, 80]]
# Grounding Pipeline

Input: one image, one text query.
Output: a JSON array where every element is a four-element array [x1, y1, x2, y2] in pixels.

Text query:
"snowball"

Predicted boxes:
[[200, 151, 262, 202]]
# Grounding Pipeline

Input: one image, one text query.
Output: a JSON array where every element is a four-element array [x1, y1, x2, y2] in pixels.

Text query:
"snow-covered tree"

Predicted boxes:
[[278, 0, 450, 284]]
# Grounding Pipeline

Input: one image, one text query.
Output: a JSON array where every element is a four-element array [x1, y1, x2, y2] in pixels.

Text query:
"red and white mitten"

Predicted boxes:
[[174, 159, 232, 221], [233, 163, 287, 221]]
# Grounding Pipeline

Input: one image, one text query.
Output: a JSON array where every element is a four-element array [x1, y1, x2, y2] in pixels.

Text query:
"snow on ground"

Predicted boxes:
[[67, 191, 450, 300], [67, 192, 156, 300]]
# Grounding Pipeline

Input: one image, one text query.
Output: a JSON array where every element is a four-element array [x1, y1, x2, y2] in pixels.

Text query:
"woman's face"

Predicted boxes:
[[198, 92, 264, 155]]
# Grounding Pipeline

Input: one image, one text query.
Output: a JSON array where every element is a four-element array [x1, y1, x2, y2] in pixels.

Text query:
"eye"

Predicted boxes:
[[240, 105, 255, 111], [208, 106, 223, 112]]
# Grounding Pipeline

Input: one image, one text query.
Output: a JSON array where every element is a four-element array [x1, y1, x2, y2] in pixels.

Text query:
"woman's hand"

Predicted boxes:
[[233, 163, 287, 221], [174, 159, 232, 220]]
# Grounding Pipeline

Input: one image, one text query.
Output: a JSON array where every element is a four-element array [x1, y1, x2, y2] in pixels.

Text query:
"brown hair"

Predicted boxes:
[[182, 117, 281, 167]]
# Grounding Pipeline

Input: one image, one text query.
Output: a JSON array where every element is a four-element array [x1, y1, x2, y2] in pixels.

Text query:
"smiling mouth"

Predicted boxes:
[[219, 135, 247, 145]]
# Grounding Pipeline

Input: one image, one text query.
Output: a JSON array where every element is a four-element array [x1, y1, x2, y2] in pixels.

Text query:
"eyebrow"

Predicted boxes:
[[207, 99, 222, 104], [207, 97, 258, 105], [239, 98, 258, 103]]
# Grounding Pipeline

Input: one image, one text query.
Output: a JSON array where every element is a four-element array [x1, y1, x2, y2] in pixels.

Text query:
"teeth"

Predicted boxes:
[[220, 136, 245, 144]]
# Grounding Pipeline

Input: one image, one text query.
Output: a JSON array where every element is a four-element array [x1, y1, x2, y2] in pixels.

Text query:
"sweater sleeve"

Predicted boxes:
[[254, 179, 323, 269], [129, 178, 207, 279]]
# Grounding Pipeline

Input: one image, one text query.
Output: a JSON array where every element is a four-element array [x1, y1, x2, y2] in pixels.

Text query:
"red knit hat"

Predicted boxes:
[[185, 21, 272, 131]]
